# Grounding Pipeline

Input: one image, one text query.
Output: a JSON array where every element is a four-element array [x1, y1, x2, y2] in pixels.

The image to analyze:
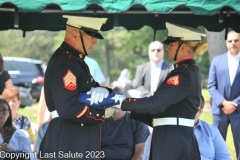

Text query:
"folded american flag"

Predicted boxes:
[[78, 92, 124, 109]]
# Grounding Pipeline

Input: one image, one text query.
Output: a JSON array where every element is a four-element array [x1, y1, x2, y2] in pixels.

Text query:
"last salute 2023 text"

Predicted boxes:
[[38, 151, 105, 159]]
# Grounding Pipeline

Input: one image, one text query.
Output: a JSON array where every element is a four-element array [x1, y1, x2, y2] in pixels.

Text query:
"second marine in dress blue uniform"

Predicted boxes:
[[123, 59, 201, 160], [120, 22, 208, 160]]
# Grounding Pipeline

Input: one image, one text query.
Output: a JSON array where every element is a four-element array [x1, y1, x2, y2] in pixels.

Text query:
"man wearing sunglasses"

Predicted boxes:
[[132, 41, 173, 97], [208, 30, 240, 159]]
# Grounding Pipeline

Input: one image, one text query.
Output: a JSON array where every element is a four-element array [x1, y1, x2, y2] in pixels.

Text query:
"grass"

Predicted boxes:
[[18, 95, 236, 160], [202, 88, 211, 103], [18, 106, 38, 124]]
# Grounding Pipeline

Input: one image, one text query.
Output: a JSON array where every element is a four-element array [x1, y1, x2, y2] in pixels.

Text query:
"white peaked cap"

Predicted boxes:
[[166, 22, 206, 41], [162, 22, 206, 44], [63, 15, 107, 31]]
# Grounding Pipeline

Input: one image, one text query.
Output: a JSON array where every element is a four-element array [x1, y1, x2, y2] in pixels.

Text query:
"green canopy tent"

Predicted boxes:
[[0, 0, 240, 35]]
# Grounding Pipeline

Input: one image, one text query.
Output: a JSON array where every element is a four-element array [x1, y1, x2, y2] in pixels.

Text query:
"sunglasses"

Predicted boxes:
[[0, 109, 9, 114], [227, 39, 239, 43], [151, 49, 162, 52]]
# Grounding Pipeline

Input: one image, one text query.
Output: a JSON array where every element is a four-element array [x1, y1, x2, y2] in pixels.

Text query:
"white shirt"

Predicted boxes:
[[85, 56, 106, 84], [150, 60, 163, 94], [227, 52, 240, 86]]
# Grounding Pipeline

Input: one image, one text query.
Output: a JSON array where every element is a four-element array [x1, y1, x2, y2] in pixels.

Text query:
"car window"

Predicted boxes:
[[5, 61, 43, 75]]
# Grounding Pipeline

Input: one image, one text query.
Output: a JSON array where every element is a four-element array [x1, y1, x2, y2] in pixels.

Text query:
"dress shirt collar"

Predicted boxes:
[[150, 59, 164, 68], [227, 51, 240, 60], [194, 119, 202, 129]]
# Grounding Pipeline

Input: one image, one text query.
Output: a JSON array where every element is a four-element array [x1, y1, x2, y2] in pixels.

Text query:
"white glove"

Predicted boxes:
[[87, 87, 109, 104], [105, 107, 115, 118], [114, 89, 142, 109], [124, 89, 143, 98]]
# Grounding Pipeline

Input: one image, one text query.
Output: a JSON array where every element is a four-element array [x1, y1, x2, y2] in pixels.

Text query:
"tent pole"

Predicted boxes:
[[22, 31, 26, 38], [218, 10, 223, 23], [225, 11, 230, 40], [153, 29, 156, 41], [114, 14, 119, 29], [14, 7, 19, 28], [153, 14, 159, 41]]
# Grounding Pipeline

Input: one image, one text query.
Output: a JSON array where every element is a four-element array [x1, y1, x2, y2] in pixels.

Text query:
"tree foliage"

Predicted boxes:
[[0, 30, 58, 64], [0, 27, 211, 87]]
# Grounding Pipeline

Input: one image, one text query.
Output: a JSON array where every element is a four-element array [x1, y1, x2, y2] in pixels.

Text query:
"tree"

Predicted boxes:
[[205, 29, 227, 62], [0, 27, 211, 87], [90, 26, 170, 84], [0, 30, 57, 64]]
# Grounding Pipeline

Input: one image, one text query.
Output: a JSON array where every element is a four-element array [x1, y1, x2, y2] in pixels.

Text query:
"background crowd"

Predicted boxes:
[[0, 17, 239, 160]]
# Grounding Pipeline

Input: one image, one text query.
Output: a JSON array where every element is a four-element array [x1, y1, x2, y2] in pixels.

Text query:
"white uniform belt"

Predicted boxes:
[[153, 117, 194, 127], [51, 110, 59, 119]]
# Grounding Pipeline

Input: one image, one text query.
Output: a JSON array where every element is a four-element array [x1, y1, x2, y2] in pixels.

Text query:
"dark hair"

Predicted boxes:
[[112, 86, 124, 93], [0, 53, 4, 73], [199, 95, 205, 109], [0, 98, 16, 143]]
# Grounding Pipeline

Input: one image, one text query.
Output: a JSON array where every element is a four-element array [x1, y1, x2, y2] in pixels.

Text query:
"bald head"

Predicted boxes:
[[148, 41, 164, 64], [64, 26, 79, 43], [112, 86, 124, 93], [148, 41, 163, 49]]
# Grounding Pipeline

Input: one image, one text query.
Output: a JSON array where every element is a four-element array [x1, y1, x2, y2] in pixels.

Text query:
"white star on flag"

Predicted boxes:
[[111, 94, 121, 103]]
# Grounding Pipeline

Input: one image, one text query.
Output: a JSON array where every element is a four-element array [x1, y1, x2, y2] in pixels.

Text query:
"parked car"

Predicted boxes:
[[3, 57, 45, 103]]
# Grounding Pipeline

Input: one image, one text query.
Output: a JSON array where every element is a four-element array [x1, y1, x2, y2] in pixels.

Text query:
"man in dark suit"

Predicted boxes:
[[132, 41, 173, 97], [208, 30, 240, 159]]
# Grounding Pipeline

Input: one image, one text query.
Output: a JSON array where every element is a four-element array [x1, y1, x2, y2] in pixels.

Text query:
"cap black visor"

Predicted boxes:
[[162, 36, 183, 45], [81, 27, 104, 39]]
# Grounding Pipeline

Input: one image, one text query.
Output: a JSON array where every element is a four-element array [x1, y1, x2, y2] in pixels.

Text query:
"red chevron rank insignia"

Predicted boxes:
[[63, 69, 77, 90], [166, 75, 179, 86]]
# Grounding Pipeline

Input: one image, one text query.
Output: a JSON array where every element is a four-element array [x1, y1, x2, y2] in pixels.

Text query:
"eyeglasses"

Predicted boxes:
[[151, 49, 162, 52], [0, 109, 9, 114], [227, 39, 239, 43]]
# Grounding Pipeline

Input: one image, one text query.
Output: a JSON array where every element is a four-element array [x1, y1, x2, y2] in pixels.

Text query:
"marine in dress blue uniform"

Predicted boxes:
[[38, 16, 112, 160], [120, 22, 209, 160]]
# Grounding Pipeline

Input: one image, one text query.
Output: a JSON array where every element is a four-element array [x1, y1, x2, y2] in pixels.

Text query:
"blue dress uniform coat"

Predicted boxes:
[[122, 59, 201, 160], [38, 42, 111, 160]]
